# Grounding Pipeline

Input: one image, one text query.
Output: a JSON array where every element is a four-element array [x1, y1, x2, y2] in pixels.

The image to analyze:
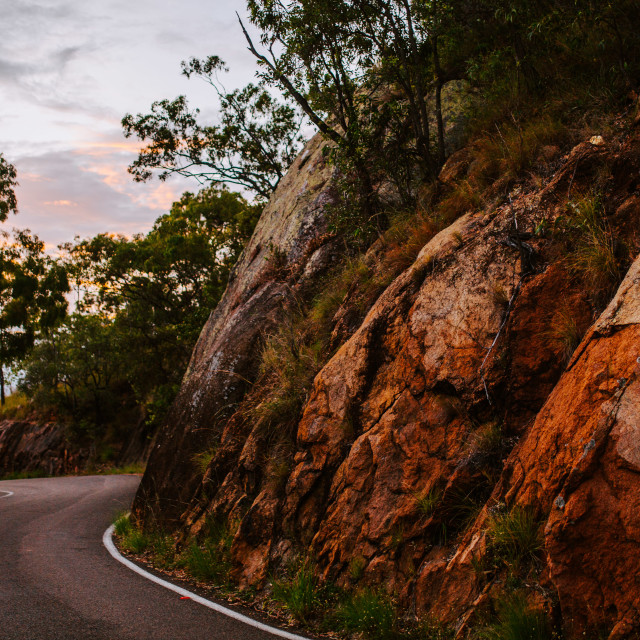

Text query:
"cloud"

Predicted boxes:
[[9, 147, 187, 247]]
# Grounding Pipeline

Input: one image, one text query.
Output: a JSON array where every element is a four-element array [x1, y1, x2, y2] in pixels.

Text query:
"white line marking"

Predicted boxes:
[[0, 490, 14, 499], [103, 525, 312, 640]]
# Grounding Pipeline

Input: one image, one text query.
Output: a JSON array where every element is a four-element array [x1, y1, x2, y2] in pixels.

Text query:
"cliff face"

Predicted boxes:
[[135, 115, 640, 636]]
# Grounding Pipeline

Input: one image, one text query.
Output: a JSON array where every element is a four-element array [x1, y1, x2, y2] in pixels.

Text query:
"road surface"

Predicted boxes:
[[0, 475, 297, 640]]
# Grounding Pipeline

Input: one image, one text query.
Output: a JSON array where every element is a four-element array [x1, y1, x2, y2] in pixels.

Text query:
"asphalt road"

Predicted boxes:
[[0, 475, 287, 640]]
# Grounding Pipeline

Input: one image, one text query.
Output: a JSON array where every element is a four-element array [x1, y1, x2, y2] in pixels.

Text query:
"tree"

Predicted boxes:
[[27, 187, 260, 427], [0, 230, 69, 404], [122, 58, 304, 201], [0, 154, 18, 222], [238, 0, 477, 216]]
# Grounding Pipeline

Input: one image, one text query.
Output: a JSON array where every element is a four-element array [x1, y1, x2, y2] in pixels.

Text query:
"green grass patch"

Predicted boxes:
[[1, 468, 47, 480], [273, 564, 320, 624], [335, 588, 397, 640], [478, 594, 553, 640]]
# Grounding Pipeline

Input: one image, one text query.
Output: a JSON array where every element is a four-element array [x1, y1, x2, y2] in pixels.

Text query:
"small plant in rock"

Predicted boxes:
[[471, 422, 505, 464], [491, 282, 510, 307], [545, 307, 585, 363], [486, 506, 543, 573], [336, 588, 396, 640], [441, 486, 486, 537], [478, 593, 553, 640], [414, 487, 442, 519], [562, 192, 624, 306], [193, 446, 217, 475]]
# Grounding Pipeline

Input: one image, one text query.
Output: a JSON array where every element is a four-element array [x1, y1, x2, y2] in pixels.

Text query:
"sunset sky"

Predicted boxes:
[[0, 0, 260, 250]]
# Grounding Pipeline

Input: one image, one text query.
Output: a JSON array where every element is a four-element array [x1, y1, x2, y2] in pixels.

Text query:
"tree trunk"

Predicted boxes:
[[1, 366, 5, 406]]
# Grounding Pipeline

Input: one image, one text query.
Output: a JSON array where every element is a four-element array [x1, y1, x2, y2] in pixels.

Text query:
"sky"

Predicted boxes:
[[0, 0, 260, 250]]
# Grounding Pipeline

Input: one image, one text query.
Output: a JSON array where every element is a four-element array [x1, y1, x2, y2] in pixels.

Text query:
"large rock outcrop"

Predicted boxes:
[[136, 117, 640, 637], [134, 133, 338, 522], [0, 419, 88, 476]]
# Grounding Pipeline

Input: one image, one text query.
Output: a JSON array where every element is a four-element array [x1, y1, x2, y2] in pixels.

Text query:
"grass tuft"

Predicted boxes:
[[414, 487, 442, 519], [336, 588, 396, 640], [487, 506, 543, 573], [273, 564, 320, 624], [478, 594, 552, 640]]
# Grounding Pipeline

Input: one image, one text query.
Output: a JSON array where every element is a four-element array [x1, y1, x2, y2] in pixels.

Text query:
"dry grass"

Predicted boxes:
[[544, 306, 585, 363]]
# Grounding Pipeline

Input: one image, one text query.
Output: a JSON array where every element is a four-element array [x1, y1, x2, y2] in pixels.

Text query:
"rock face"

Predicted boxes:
[[0, 419, 87, 476], [136, 123, 640, 638], [133, 133, 337, 523], [503, 256, 640, 637]]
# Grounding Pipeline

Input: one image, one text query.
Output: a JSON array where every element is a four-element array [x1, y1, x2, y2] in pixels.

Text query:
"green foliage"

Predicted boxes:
[[122, 528, 151, 554], [1, 468, 47, 480], [566, 194, 621, 303], [193, 447, 217, 475], [0, 390, 30, 419], [273, 564, 320, 624], [113, 512, 133, 537], [1, 228, 69, 404], [123, 56, 303, 201], [20, 187, 259, 436], [180, 516, 233, 583], [335, 588, 396, 640], [0, 154, 18, 222], [477, 594, 552, 640], [349, 555, 366, 582], [487, 506, 543, 573], [250, 314, 324, 436]]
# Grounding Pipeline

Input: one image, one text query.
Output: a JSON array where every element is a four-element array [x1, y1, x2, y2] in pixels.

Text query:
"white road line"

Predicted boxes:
[[0, 490, 14, 499], [103, 525, 312, 640]]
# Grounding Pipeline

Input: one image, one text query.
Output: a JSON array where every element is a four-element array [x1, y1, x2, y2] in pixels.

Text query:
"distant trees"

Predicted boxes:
[[0, 230, 69, 405], [0, 154, 18, 222], [20, 188, 260, 432], [122, 57, 304, 202]]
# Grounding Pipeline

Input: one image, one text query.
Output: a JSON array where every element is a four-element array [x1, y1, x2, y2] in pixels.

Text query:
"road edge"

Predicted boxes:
[[102, 525, 312, 640]]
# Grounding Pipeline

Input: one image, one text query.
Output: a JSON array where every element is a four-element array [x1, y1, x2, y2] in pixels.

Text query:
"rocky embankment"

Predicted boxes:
[[134, 116, 640, 637], [0, 419, 87, 477]]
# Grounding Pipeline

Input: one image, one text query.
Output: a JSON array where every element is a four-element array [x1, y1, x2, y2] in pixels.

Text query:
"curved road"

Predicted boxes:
[[0, 475, 290, 640]]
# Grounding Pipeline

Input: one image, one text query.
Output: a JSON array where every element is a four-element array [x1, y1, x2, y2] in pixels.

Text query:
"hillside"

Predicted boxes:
[[129, 85, 640, 637]]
